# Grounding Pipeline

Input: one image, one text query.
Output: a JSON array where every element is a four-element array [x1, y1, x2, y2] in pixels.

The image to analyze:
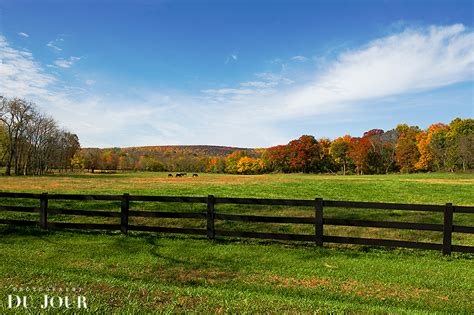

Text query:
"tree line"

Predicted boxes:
[[262, 118, 473, 175], [74, 117, 473, 175], [0, 97, 80, 175], [1, 97, 471, 176]]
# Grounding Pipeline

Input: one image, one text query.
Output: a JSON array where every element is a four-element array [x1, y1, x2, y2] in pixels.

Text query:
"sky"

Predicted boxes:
[[0, 0, 473, 148]]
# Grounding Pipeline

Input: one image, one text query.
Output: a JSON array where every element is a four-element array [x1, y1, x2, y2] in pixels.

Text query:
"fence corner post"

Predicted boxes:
[[39, 192, 48, 230], [315, 197, 324, 246], [207, 195, 215, 240], [442, 202, 453, 256], [121, 193, 130, 235]]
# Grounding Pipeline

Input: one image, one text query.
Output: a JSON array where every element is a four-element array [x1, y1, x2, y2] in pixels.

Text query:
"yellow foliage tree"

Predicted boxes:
[[415, 123, 447, 171], [236, 157, 264, 174]]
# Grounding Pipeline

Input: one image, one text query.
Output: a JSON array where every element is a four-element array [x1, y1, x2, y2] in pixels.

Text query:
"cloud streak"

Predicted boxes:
[[291, 55, 307, 61], [53, 56, 81, 68], [46, 37, 64, 51]]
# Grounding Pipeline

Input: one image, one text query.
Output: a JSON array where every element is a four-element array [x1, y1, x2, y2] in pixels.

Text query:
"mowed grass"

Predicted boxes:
[[0, 172, 473, 313]]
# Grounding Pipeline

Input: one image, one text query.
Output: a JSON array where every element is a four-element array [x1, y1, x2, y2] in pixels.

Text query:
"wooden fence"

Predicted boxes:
[[0, 192, 473, 255]]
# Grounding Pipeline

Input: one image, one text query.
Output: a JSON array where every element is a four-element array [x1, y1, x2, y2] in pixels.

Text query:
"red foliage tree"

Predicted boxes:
[[349, 137, 371, 175]]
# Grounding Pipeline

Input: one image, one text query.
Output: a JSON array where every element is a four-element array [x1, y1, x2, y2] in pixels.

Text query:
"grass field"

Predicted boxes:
[[0, 172, 473, 313]]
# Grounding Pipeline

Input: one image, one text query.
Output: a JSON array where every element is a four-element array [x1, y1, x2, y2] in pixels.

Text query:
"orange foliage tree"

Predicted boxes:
[[395, 124, 421, 173]]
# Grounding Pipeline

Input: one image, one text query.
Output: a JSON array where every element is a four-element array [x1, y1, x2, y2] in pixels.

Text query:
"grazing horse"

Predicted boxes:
[[168, 174, 173, 177], [192, 173, 199, 177], [175, 173, 183, 177]]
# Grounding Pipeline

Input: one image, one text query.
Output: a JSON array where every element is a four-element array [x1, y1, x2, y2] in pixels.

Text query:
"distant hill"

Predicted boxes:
[[119, 145, 255, 157], [78, 145, 265, 172]]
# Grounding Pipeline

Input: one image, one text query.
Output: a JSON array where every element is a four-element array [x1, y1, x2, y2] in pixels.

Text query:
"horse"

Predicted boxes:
[[192, 173, 199, 177]]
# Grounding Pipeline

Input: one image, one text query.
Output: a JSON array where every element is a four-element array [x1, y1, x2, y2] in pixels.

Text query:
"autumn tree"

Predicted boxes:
[[318, 138, 334, 173], [349, 137, 371, 175], [287, 135, 321, 173], [225, 150, 252, 174], [236, 156, 265, 174], [415, 123, 446, 171], [264, 145, 291, 173], [330, 135, 351, 175], [395, 124, 421, 173]]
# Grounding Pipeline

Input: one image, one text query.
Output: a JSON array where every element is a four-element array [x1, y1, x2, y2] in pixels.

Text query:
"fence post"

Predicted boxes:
[[39, 192, 48, 229], [207, 195, 215, 240], [315, 198, 323, 246], [121, 193, 130, 235], [442, 203, 453, 256]]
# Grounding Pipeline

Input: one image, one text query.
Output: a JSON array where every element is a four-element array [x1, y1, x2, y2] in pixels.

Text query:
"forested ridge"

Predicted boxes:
[[77, 118, 473, 175], [1, 97, 472, 175]]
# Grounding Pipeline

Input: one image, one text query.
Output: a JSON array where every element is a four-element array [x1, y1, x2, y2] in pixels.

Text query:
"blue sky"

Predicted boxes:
[[0, 0, 473, 148]]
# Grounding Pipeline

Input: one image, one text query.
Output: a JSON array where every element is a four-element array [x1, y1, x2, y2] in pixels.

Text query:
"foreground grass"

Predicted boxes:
[[0, 172, 473, 312], [0, 226, 473, 313]]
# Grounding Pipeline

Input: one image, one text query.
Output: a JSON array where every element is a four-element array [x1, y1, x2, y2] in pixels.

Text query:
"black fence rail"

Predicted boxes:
[[0, 192, 473, 255]]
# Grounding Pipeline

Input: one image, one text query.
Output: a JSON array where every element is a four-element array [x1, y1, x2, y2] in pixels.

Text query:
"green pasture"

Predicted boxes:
[[0, 172, 473, 313]]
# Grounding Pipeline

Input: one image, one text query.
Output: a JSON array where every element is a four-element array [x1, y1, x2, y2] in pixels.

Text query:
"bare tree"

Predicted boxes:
[[0, 97, 81, 176], [0, 98, 34, 175]]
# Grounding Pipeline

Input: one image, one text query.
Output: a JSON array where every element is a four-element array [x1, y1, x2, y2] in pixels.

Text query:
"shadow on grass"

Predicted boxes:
[[1, 225, 470, 260]]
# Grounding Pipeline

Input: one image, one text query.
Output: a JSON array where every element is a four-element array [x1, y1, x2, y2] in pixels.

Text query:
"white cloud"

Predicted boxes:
[[284, 24, 474, 117], [0, 35, 56, 99], [18, 32, 29, 38], [53, 56, 81, 68], [291, 55, 308, 61]]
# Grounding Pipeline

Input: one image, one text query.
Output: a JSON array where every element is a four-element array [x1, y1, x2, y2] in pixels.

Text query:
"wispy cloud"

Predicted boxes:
[[53, 56, 81, 68], [46, 37, 64, 51], [284, 24, 474, 117], [18, 32, 29, 38], [225, 53, 238, 64], [291, 55, 308, 61], [85, 79, 96, 86], [201, 71, 294, 103]]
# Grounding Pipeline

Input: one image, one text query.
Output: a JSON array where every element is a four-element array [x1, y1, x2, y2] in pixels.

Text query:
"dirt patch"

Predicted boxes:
[[340, 279, 434, 301], [153, 266, 238, 285], [267, 275, 331, 288]]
